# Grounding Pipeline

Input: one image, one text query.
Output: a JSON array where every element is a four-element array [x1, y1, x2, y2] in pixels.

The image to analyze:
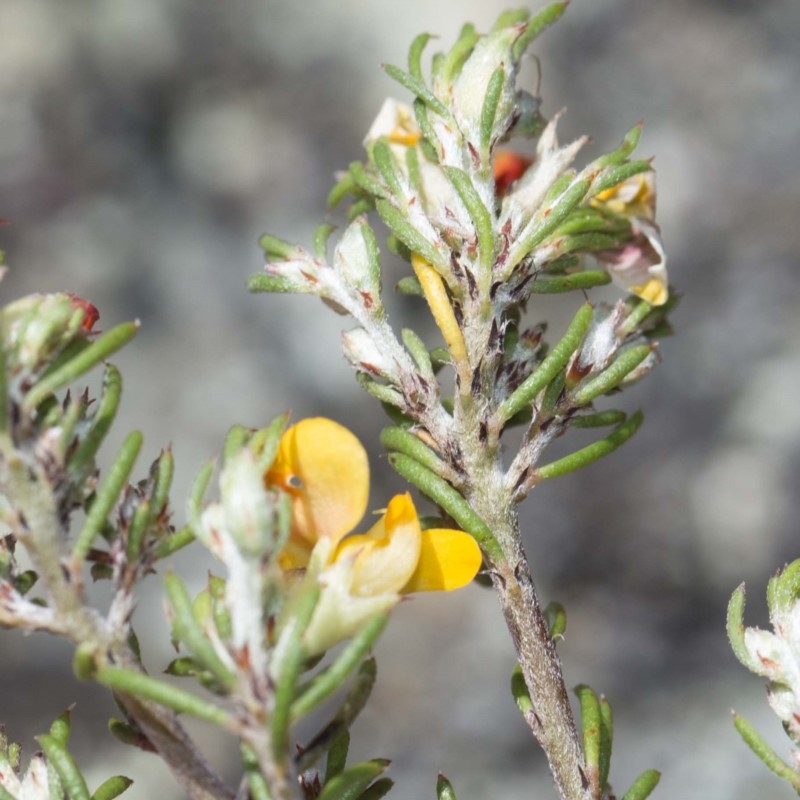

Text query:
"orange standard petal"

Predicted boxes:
[[267, 418, 369, 549], [401, 528, 482, 593], [493, 151, 533, 197]]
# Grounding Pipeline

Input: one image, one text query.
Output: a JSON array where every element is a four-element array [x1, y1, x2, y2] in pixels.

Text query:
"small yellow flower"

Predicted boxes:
[[268, 418, 482, 653], [592, 173, 668, 307], [364, 99, 421, 147]]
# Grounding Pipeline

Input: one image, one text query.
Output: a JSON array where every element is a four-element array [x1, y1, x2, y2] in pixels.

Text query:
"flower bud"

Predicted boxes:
[[341, 327, 399, 383]]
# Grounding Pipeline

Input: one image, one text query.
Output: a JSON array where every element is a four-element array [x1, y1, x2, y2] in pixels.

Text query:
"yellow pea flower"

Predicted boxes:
[[592, 173, 669, 307], [268, 418, 482, 654]]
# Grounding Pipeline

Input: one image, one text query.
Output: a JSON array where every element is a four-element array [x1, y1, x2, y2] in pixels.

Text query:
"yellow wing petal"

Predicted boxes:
[[401, 528, 482, 593], [268, 418, 369, 546]]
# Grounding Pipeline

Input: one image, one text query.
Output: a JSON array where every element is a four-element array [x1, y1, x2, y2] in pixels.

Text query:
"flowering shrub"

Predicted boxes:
[[0, 5, 793, 800]]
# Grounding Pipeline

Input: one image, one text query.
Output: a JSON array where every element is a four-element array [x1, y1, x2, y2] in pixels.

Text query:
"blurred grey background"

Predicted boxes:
[[1, 1, 799, 798]]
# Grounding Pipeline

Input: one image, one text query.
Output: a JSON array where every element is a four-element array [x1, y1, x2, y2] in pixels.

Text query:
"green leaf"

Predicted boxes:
[[543, 601, 566, 639], [381, 427, 451, 479], [37, 734, 91, 800], [437, 24, 479, 86], [271, 585, 321, 758], [90, 776, 133, 800], [570, 410, 627, 429], [733, 714, 800, 791], [23, 322, 138, 414], [72, 430, 143, 563], [479, 67, 506, 154], [510, 663, 533, 716], [356, 778, 394, 800], [318, 760, 390, 800], [372, 139, 403, 198], [443, 167, 495, 278], [599, 697, 613, 791], [95, 667, 231, 727], [387, 452, 503, 563], [491, 9, 530, 31], [328, 173, 358, 209], [727, 584, 752, 669], [165, 572, 235, 690], [153, 525, 195, 560], [382, 64, 451, 120], [315, 223, 338, 258], [49, 710, 72, 746], [594, 122, 644, 168], [534, 411, 644, 483], [620, 769, 661, 800], [375, 199, 449, 274], [436, 774, 457, 800], [401, 328, 434, 378], [575, 685, 602, 792], [531, 271, 612, 294], [496, 303, 593, 424], [511, 2, 569, 61], [68, 364, 123, 477], [571, 345, 653, 405], [408, 33, 433, 82], [325, 731, 351, 783], [291, 616, 388, 722], [396, 276, 424, 297]]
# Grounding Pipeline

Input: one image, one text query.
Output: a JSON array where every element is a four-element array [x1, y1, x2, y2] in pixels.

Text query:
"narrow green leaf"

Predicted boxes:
[[165, 572, 235, 690], [599, 697, 613, 791], [396, 276, 424, 297], [49, 710, 72, 746], [734, 713, 800, 791], [382, 64, 451, 120], [72, 431, 143, 563], [272, 585, 321, 758], [438, 24, 479, 86], [328, 173, 358, 210], [153, 525, 195, 560], [408, 33, 433, 82], [348, 198, 376, 222], [318, 760, 390, 800], [571, 345, 653, 405], [37, 734, 91, 800], [356, 778, 394, 800], [479, 67, 506, 153], [509, 177, 593, 269], [325, 731, 351, 783], [727, 585, 753, 669], [497, 303, 593, 424], [67, 365, 122, 476], [297, 660, 378, 772], [107, 718, 148, 750], [291, 616, 388, 722], [620, 769, 661, 800], [444, 167, 495, 277], [512, 2, 569, 61], [401, 328, 434, 378], [594, 122, 644, 168], [355, 373, 404, 407], [534, 411, 644, 482], [90, 776, 133, 800], [258, 234, 297, 260], [95, 667, 231, 727], [147, 449, 174, 527], [405, 146, 421, 192], [413, 100, 441, 158], [510, 663, 533, 716], [125, 502, 151, 562], [491, 9, 530, 31], [575, 685, 602, 785], [768, 559, 800, 619], [543, 601, 566, 639], [381, 427, 451, 479], [24, 322, 138, 414], [241, 744, 272, 800], [436, 774, 457, 800], [372, 140, 403, 198], [531, 271, 612, 294], [375, 199, 449, 274], [188, 461, 215, 533], [247, 273, 306, 295], [315, 224, 338, 258], [349, 161, 391, 200], [387, 453, 503, 563], [570, 410, 627, 429], [591, 160, 652, 197]]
